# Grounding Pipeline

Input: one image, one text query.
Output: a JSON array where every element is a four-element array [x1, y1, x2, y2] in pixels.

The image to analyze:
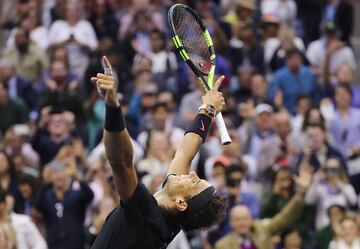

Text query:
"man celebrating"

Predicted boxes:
[[91, 56, 228, 249]]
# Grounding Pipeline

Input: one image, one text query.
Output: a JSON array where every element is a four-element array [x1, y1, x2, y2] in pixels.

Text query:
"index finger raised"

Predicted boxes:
[[212, 75, 225, 91]]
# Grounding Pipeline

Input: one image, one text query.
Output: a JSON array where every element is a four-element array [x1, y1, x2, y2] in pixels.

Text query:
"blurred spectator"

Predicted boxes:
[[223, 0, 256, 27], [328, 214, 360, 249], [148, 29, 178, 92], [118, 0, 164, 40], [261, 167, 294, 218], [119, 10, 157, 58], [88, 0, 119, 42], [0, 190, 17, 249], [2, 27, 49, 84], [323, 64, 360, 109], [239, 103, 276, 160], [279, 228, 303, 249], [314, 204, 345, 249], [0, 81, 28, 138], [249, 73, 273, 106], [261, 14, 281, 41], [328, 84, 360, 157], [2, 192, 48, 249], [260, 166, 313, 237], [268, 27, 306, 73], [207, 164, 259, 246], [321, 0, 354, 45], [269, 48, 317, 115], [230, 65, 254, 107], [204, 129, 257, 183], [306, 22, 356, 79], [31, 108, 77, 166], [0, 59, 37, 110], [228, 21, 265, 74], [37, 60, 84, 122], [17, 174, 38, 215], [295, 0, 325, 45], [261, 0, 297, 26], [137, 131, 174, 177], [137, 102, 185, 150], [215, 165, 312, 249], [257, 111, 301, 176], [297, 123, 346, 172], [88, 196, 117, 245], [2, 126, 39, 169], [301, 108, 327, 132], [49, 0, 67, 23], [49, 2, 98, 78], [291, 95, 311, 133], [305, 158, 357, 229], [6, 9, 49, 50], [34, 160, 93, 249], [38, 45, 79, 92], [0, 151, 21, 214]]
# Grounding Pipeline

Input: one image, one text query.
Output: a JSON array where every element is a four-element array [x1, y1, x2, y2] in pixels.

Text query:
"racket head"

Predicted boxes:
[[168, 3, 216, 90]]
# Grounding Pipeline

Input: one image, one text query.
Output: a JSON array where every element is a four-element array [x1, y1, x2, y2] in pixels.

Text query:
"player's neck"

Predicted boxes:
[[154, 190, 175, 213]]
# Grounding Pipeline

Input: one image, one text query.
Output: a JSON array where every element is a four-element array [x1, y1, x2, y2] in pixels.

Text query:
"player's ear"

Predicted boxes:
[[175, 197, 187, 212]]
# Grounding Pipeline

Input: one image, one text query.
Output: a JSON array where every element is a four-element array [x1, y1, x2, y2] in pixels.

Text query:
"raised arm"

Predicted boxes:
[[167, 76, 225, 176], [91, 56, 137, 200]]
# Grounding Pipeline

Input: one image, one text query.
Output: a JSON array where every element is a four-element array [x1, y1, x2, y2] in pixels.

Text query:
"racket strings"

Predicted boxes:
[[172, 8, 211, 73]]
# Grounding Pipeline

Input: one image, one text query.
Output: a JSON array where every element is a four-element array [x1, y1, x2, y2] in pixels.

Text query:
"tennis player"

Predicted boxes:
[[90, 57, 228, 249]]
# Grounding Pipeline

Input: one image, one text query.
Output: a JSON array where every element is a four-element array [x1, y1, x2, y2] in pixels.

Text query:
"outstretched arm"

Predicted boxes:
[[91, 56, 137, 200], [167, 76, 226, 176]]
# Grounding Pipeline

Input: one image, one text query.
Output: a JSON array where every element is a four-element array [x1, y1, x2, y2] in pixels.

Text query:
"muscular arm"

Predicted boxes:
[[93, 56, 138, 200], [104, 128, 138, 200], [166, 76, 225, 176], [167, 127, 203, 176]]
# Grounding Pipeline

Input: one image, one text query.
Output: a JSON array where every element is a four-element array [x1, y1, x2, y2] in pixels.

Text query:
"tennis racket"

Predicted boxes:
[[168, 3, 231, 145]]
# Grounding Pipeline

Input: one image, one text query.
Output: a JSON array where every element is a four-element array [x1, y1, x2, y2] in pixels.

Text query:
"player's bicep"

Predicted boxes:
[[112, 165, 138, 201]]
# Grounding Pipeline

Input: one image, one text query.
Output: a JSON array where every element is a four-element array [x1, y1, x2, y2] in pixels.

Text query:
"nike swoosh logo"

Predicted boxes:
[[200, 119, 205, 131]]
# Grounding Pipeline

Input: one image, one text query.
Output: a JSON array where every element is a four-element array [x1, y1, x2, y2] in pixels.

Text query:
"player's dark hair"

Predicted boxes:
[[180, 195, 228, 231]]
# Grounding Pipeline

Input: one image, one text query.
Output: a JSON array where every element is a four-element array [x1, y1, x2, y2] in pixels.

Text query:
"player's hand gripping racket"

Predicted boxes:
[[168, 4, 231, 145]]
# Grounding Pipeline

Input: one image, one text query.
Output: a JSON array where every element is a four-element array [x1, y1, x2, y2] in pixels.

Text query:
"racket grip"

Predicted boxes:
[[214, 112, 232, 145]]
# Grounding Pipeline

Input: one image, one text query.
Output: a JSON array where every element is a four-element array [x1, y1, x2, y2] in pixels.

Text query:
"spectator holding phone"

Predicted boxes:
[[296, 123, 346, 173], [305, 158, 357, 229]]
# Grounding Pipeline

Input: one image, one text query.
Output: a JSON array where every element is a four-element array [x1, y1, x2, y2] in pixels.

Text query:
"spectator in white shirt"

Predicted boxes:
[[261, 0, 297, 26], [49, 2, 98, 78], [306, 22, 356, 80], [6, 10, 49, 50], [305, 158, 357, 229]]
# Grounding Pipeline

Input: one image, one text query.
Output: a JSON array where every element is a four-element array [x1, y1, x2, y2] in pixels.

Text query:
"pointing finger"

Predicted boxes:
[[212, 75, 225, 91], [102, 55, 111, 69]]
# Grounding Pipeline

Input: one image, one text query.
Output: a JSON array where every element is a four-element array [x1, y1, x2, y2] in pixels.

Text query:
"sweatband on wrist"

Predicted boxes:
[[185, 113, 212, 143], [104, 105, 125, 132]]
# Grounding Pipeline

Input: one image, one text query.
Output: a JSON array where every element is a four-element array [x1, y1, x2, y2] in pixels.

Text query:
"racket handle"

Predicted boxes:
[[214, 112, 232, 145]]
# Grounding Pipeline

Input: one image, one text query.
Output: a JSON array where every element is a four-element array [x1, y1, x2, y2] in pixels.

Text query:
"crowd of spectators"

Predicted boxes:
[[0, 0, 359, 248]]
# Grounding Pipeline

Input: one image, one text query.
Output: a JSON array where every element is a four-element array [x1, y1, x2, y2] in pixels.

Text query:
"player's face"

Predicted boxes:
[[165, 171, 211, 198]]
